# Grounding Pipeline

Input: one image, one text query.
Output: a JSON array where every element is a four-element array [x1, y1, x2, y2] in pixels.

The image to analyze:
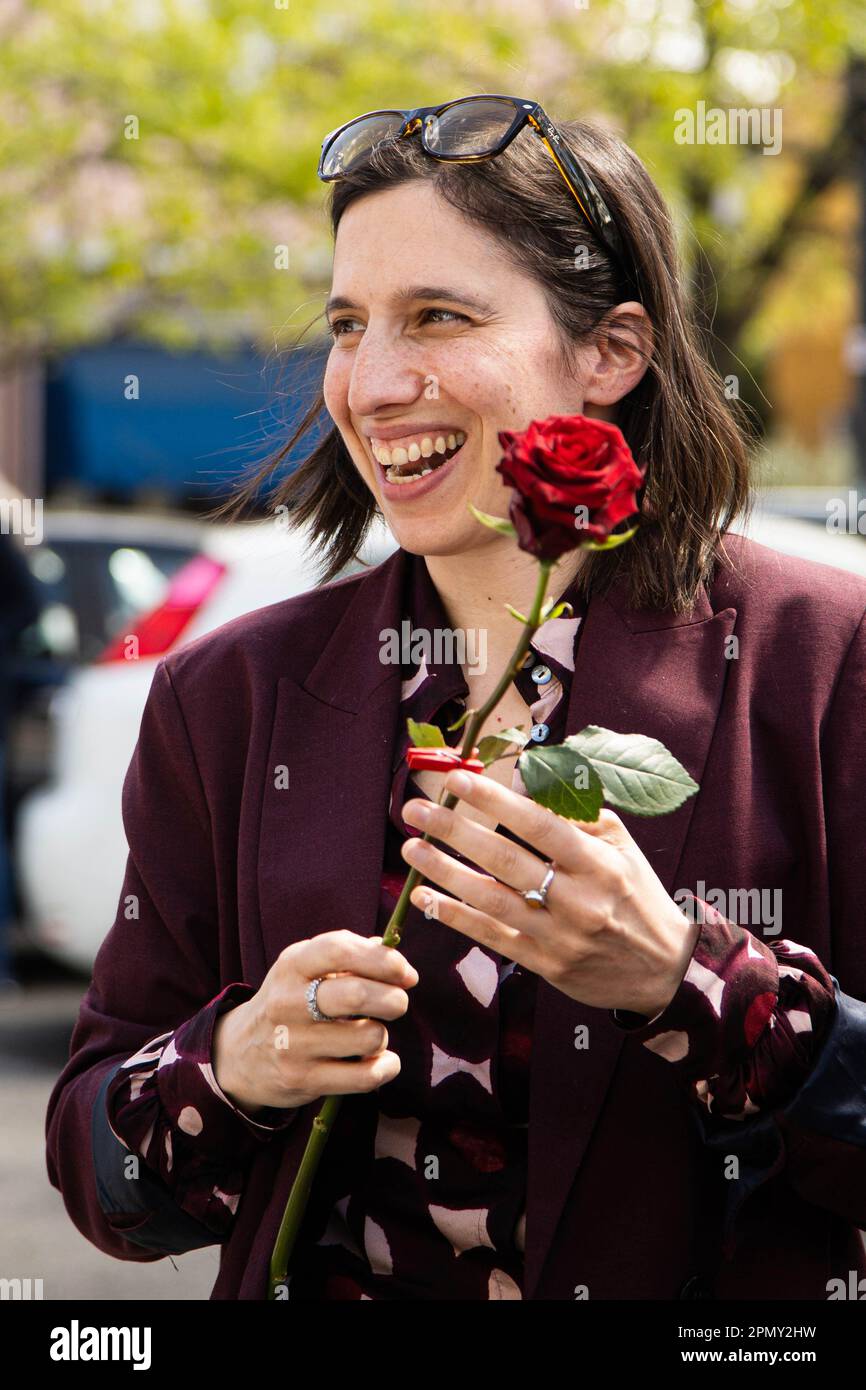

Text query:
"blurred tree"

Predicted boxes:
[[0, 0, 863, 433]]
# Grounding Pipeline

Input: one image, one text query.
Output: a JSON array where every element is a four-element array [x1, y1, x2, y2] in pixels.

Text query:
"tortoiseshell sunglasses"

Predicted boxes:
[[318, 94, 636, 292]]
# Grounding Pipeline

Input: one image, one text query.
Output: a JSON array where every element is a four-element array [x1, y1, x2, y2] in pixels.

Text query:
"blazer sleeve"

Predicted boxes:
[[609, 605, 866, 1246], [45, 657, 297, 1262]]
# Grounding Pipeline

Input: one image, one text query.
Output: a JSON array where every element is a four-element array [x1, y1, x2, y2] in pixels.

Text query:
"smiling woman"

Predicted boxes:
[[216, 108, 753, 612], [46, 97, 866, 1305]]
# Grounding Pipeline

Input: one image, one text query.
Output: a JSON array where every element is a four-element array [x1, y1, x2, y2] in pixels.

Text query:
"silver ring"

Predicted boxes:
[[305, 977, 333, 1022], [522, 863, 556, 910]]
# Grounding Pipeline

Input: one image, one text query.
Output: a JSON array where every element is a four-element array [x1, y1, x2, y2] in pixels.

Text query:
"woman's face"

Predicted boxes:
[[323, 180, 602, 558]]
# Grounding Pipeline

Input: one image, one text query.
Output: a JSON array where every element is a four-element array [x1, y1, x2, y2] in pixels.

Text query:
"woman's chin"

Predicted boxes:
[[385, 514, 502, 559]]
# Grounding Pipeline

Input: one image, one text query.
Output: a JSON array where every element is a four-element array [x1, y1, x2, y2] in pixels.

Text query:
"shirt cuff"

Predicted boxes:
[[608, 896, 836, 1117], [107, 982, 299, 1172], [154, 982, 301, 1144]]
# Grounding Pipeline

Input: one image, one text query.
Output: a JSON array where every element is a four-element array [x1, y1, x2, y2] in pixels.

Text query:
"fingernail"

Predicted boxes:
[[402, 837, 429, 861], [447, 771, 472, 795], [414, 889, 438, 922]]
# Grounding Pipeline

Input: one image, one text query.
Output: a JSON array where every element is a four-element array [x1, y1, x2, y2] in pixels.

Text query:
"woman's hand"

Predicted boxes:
[[212, 931, 419, 1116], [401, 769, 699, 1019]]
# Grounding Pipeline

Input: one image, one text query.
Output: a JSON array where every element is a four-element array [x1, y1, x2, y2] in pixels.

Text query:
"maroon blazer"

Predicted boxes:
[[46, 533, 866, 1299]]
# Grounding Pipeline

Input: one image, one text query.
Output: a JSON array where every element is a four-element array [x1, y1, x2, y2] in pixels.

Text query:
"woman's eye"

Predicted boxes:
[[327, 307, 469, 341], [328, 317, 363, 340], [421, 308, 468, 326]]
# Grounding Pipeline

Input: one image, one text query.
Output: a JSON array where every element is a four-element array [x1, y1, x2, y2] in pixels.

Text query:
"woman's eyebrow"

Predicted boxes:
[[325, 285, 494, 316]]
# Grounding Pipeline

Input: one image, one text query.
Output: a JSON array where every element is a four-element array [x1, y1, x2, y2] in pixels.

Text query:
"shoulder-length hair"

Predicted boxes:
[[214, 117, 754, 612]]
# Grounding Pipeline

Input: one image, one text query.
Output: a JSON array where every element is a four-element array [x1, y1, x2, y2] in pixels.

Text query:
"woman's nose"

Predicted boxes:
[[346, 329, 426, 419]]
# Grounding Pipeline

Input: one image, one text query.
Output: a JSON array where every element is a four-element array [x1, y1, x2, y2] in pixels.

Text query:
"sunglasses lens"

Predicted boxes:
[[321, 112, 406, 177], [425, 98, 519, 156]]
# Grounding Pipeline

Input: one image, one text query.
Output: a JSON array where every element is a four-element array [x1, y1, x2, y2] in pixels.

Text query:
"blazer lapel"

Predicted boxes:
[[524, 574, 737, 1298], [257, 548, 409, 960]]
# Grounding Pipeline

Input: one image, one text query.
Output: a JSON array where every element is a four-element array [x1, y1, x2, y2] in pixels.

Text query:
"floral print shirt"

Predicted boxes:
[[99, 555, 837, 1294]]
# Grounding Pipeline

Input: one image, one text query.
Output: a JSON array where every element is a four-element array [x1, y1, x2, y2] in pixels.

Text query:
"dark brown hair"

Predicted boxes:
[[213, 117, 755, 611]]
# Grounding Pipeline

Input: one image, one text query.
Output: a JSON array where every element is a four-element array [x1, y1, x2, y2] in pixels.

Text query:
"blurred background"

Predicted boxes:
[[1, 0, 865, 1298]]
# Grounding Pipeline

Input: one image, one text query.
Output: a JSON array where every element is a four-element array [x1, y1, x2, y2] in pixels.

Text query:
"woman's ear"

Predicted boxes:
[[583, 302, 654, 408]]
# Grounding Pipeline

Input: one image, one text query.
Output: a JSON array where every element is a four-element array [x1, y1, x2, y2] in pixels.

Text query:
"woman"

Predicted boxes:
[[47, 97, 866, 1301]]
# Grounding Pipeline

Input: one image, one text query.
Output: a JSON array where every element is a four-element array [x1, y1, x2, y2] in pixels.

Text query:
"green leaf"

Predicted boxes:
[[468, 502, 517, 538], [518, 745, 604, 821], [406, 718, 445, 748], [565, 725, 699, 816], [580, 524, 639, 552], [475, 727, 529, 766]]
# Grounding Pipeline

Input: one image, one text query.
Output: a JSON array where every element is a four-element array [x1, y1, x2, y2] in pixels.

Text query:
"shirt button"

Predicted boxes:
[[530, 722, 550, 742], [531, 664, 552, 685]]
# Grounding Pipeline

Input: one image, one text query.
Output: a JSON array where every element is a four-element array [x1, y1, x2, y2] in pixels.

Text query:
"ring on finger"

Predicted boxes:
[[305, 976, 335, 1022], [520, 861, 556, 911]]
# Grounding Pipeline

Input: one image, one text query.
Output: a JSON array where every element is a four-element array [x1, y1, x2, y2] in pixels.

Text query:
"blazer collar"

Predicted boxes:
[[302, 547, 409, 713], [302, 547, 717, 715]]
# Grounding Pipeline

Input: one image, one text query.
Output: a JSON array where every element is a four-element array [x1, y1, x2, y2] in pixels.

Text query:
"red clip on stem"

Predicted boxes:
[[405, 747, 485, 774]]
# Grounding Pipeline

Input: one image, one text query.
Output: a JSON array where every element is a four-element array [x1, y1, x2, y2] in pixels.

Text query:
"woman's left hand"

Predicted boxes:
[[400, 769, 700, 1019]]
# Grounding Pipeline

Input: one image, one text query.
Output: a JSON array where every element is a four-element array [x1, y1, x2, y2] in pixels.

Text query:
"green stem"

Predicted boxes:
[[267, 560, 553, 1298], [382, 559, 552, 948]]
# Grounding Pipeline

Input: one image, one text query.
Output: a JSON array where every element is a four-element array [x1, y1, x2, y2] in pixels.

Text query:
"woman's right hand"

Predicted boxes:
[[212, 930, 419, 1117]]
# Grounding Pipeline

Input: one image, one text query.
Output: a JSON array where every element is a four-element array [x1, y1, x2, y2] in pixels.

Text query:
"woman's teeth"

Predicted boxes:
[[372, 431, 466, 484]]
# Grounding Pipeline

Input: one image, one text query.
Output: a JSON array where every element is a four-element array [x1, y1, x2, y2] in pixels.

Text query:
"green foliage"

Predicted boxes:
[[565, 725, 699, 816], [519, 724, 699, 822], [406, 718, 445, 747], [0, 0, 861, 396], [518, 745, 605, 822], [475, 726, 529, 766]]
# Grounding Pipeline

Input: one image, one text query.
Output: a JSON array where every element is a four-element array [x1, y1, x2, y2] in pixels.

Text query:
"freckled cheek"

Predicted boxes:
[[438, 357, 510, 429]]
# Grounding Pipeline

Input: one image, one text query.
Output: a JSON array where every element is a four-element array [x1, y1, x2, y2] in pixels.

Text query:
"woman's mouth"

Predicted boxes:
[[370, 430, 467, 485]]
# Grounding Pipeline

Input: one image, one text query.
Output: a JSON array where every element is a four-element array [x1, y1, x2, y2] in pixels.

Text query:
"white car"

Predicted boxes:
[[15, 515, 396, 972], [15, 504, 865, 972]]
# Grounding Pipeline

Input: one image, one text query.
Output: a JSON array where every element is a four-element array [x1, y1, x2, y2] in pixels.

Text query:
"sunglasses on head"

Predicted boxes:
[[318, 94, 636, 293]]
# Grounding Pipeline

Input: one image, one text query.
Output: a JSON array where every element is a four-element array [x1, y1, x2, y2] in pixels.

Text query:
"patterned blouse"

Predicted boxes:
[[102, 554, 837, 1297]]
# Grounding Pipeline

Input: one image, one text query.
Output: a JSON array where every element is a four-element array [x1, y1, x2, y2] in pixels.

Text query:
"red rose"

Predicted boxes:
[[496, 414, 644, 561]]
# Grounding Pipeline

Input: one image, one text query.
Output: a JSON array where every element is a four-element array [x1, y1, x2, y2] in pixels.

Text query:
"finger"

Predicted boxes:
[[290, 930, 419, 986], [401, 836, 542, 935], [304, 1016, 389, 1059], [313, 975, 412, 1023], [567, 807, 633, 847], [403, 797, 559, 899], [311, 1052, 402, 1096], [440, 769, 606, 871], [409, 884, 539, 971]]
